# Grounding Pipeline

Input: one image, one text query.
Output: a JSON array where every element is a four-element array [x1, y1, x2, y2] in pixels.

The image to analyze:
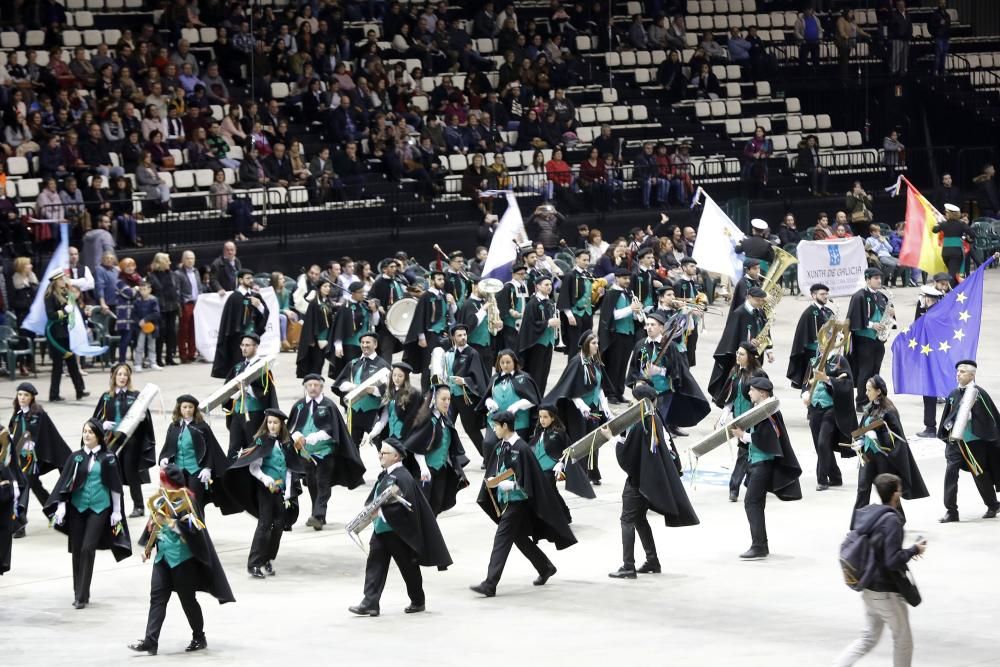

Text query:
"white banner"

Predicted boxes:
[[194, 287, 280, 362], [795, 238, 867, 297], [692, 190, 746, 281]]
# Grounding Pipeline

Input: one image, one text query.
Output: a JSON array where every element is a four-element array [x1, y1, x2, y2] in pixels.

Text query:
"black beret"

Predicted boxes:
[[237, 268, 254, 278], [809, 283, 829, 293], [241, 332, 261, 343], [574, 248, 591, 257], [864, 268, 883, 280], [448, 250, 464, 260], [16, 382, 38, 396], [646, 312, 667, 325], [632, 382, 658, 401], [680, 257, 697, 266], [302, 373, 325, 384], [429, 269, 446, 279], [932, 272, 951, 282], [511, 263, 526, 273], [392, 362, 414, 373], [348, 281, 365, 293], [382, 437, 407, 454], [744, 258, 761, 269], [749, 376, 773, 392], [748, 286, 768, 298], [263, 408, 287, 421], [637, 247, 654, 259], [450, 323, 469, 334], [955, 359, 977, 369], [175, 394, 199, 407], [613, 267, 632, 277], [359, 331, 378, 342]]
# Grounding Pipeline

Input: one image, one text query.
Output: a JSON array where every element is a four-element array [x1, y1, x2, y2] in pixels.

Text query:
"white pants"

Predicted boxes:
[[833, 590, 913, 667]]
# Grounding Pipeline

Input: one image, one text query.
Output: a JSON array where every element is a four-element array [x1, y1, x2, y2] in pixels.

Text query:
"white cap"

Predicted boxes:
[[751, 218, 768, 231], [47, 268, 67, 282], [944, 203, 960, 213], [919, 285, 941, 297]]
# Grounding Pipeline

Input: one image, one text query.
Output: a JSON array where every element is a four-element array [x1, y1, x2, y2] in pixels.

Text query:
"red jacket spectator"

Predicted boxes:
[[546, 154, 572, 186]]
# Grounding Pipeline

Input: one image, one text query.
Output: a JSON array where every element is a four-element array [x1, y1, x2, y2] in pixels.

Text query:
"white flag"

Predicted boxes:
[[481, 192, 527, 281], [692, 190, 745, 281]]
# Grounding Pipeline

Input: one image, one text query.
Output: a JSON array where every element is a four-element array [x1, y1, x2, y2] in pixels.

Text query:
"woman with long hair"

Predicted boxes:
[[477, 349, 541, 452], [157, 394, 227, 513], [92, 363, 157, 517], [713, 342, 767, 502], [595, 239, 628, 280], [403, 385, 470, 515], [146, 252, 179, 367], [368, 361, 422, 445], [9, 257, 38, 377], [528, 405, 581, 521], [43, 271, 88, 402], [295, 278, 336, 378]]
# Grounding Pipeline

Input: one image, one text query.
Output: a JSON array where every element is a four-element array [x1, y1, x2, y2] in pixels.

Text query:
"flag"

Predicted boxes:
[[898, 177, 947, 275], [23, 223, 108, 358], [691, 188, 745, 281], [891, 257, 994, 397], [481, 192, 527, 282]]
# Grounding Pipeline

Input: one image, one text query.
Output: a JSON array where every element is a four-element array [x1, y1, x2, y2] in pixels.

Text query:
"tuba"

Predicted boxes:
[[143, 486, 204, 560], [751, 246, 798, 351], [479, 278, 505, 336], [345, 483, 413, 552]]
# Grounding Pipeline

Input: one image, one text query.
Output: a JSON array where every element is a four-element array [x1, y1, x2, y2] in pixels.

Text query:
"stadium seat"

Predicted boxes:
[[771, 135, 788, 152], [83, 30, 102, 46], [725, 100, 741, 116], [103, 29, 121, 44], [725, 119, 741, 136], [181, 28, 200, 44], [605, 52, 621, 68], [25, 29, 45, 46], [612, 106, 629, 122], [709, 100, 726, 117], [17, 179, 41, 201], [725, 82, 741, 98], [601, 88, 618, 103], [631, 105, 648, 121], [575, 35, 591, 52], [755, 81, 771, 98], [62, 30, 83, 47], [636, 51, 652, 66], [816, 114, 832, 130], [0, 32, 19, 49], [172, 170, 195, 190], [105, 0, 124, 9], [801, 115, 817, 131], [695, 101, 711, 119], [847, 131, 863, 147], [817, 133, 833, 149], [620, 52, 637, 67], [6, 157, 29, 176], [74, 11, 95, 27], [634, 68, 651, 84], [271, 82, 290, 99], [448, 154, 468, 172], [194, 169, 215, 188], [595, 106, 613, 123], [785, 97, 801, 114], [200, 27, 218, 43], [832, 132, 848, 148]]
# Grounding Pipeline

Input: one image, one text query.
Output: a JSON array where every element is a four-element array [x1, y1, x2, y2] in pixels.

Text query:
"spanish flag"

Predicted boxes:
[[898, 177, 947, 274]]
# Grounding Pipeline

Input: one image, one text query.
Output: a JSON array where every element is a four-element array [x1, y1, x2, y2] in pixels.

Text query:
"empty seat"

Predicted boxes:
[[713, 65, 727, 80], [743, 0, 757, 12], [25, 29, 45, 46], [725, 119, 741, 135], [85, 0, 102, 7], [636, 51, 652, 66], [730, 0, 744, 10], [726, 82, 741, 98], [632, 105, 648, 121], [103, 29, 121, 44], [181, 28, 200, 44], [698, 16, 713, 31], [739, 118, 756, 134], [229, 145, 244, 161], [725, 100, 741, 116], [651, 50, 667, 65], [769, 12, 784, 28], [627, 1, 642, 14], [505, 152, 522, 168], [612, 106, 629, 122], [287, 186, 309, 205], [576, 127, 594, 143], [448, 154, 468, 172], [605, 52, 621, 68], [595, 106, 613, 123], [713, 15, 728, 30], [716, 0, 730, 11], [620, 52, 637, 67], [801, 115, 817, 131], [601, 88, 618, 103], [270, 82, 290, 99], [82, 29, 102, 46], [686, 1, 699, 13], [685, 15, 699, 31], [785, 97, 801, 114], [847, 130, 863, 147], [695, 101, 711, 119], [477, 38, 494, 54], [575, 35, 591, 52], [755, 81, 771, 98], [635, 68, 651, 84], [757, 14, 771, 28], [578, 107, 597, 124], [816, 114, 832, 130], [6, 157, 29, 176], [726, 65, 741, 80], [66, 0, 85, 7], [17, 179, 41, 200], [709, 101, 726, 117], [786, 115, 802, 132], [173, 171, 195, 189], [0, 32, 19, 49], [771, 135, 788, 152], [194, 169, 215, 188], [74, 10, 95, 27], [699, 1, 715, 14], [786, 133, 802, 149], [817, 133, 833, 149], [832, 132, 848, 148], [62, 30, 83, 47]]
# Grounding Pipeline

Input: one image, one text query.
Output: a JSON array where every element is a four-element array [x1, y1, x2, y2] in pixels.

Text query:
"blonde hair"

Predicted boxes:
[[13, 257, 32, 274], [150, 252, 171, 271]]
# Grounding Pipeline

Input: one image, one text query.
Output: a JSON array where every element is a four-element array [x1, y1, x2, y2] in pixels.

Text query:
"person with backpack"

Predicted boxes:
[[835, 472, 927, 667]]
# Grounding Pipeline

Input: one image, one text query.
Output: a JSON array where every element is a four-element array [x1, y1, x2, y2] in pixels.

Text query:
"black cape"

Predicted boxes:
[[544, 354, 611, 442], [295, 297, 336, 377], [813, 353, 860, 456], [159, 420, 231, 505], [528, 428, 595, 500], [555, 269, 594, 314], [937, 386, 1000, 486], [517, 295, 556, 352], [374, 387, 423, 445], [368, 465, 453, 569], [786, 303, 834, 389], [43, 447, 133, 561], [402, 290, 450, 368], [445, 345, 491, 403], [223, 358, 279, 417], [332, 300, 372, 349], [728, 274, 761, 313], [617, 412, 700, 527], [93, 390, 156, 484], [860, 405, 929, 500], [211, 290, 270, 378], [8, 407, 70, 475], [627, 337, 711, 428], [287, 396, 365, 489], [475, 372, 541, 424], [708, 305, 766, 398], [0, 463, 23, 574], [220, 435, 305, 518], [597, 287, 636, 354], [748, 411, 803, 501], [846, 288, 890, 388], [402, 413, 469, 513], [477, 438, 577, 550], [332, 354, 391, 400]]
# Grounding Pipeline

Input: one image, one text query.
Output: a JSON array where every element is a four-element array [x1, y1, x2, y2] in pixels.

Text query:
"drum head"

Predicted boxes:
[[386, 298, 417, 341]]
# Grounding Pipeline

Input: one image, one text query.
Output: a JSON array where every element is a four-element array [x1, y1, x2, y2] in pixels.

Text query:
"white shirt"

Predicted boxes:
[[83, 444, 101, 471], [67, 264, 95, 292]]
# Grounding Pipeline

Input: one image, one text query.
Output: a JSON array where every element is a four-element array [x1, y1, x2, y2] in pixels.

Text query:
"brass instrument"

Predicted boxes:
[[805, 320, 851, 402], [750, 246, 798, 351], [433, 243, 470, 281], [479, 277, 505, 336], [631, 294, 647, 324], [0, 428, 10, 468], [590, 277, 608, 305], [345, 483, 413, 552], [876, 288, 896, 342], [143, 486, 204, 561]]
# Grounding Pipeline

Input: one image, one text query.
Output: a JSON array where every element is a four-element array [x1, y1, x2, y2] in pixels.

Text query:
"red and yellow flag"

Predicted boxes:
[[898, 178, 947, 274]]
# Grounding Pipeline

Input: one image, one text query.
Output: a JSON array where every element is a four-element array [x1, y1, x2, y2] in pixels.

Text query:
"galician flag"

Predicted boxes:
[[897, 176, 947, 275], [481, 192, 527, 282], [691, 187, 746, 281]]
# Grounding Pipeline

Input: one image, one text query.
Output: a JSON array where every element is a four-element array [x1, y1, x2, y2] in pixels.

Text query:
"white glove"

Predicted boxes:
[[23, 440, 34, 452], [360, 432, 373, 448], [283, 484, 292, 501], [159, 458, 169, 468], [102, 421, 115, 432], [260, 474, 276, 489], [110, 509, 122, 526], [197, 468, 212, 484], [572, 397, 590, 418], [416, 454, 431, 481], [497, 479, 516, 492], [54, 502, 67, 525], [318, 340, 328, 350], [64, 304, 73, 313], [485, 398, 499, 412], [852, 439, 864, 453], [717, 405, 733, 429], [553, 461, 565, 476]]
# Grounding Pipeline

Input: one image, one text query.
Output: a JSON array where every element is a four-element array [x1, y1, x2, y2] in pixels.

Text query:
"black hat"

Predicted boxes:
[[646, 312, 667, 325], [637, 247, 654, 259], [680, 257, 697, 266], [359, 331, 378, 342], [263, 408, 287, 421], [656, 284, 674, 295], [809, 283, 829, 293], [381, 437, 407, 454], [348, 281, 365, 293], [749, 376, 773, 392], [748, 286, 767, 299], [392, 361, 414, 374], [932, 272, 951, 283], [632, 382, 657, 401], [491, 410, 516, 428], [511, 263, 526, 273], [450, 323, 469, 335], [955, 359, 977, 369], [744, 258, 761, 269], [448, 250, 464, 260], [613, 267, 632, 277], [537, 402, 559, 414], [16, 382, 37, 396], [237, 268, 254, 278], [175, 394, 199, 407], [468, 274, 482, 283], [302, 373, 325, 384], [573, 248, 591, 258], [864, 268, 883, 280], [242, 332, 261, 343]]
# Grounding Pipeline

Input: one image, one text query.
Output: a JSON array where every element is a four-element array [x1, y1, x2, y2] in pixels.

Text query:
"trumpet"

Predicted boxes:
[[631, 294, 647, 323]]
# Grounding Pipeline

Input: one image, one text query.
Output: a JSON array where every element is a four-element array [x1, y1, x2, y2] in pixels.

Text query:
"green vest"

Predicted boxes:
[[502, 286, 525, 327], [17, 413, 29, 459], [640, 342, 670, 393], [855, 300, 883, 340], [537, 300, 556, 347], [612, 292, 634, 335], [468, 302, 491, 346], [747, 425, 776, 464], [301, 407, 334, 459], [573, 275, 593, 316], [372, 473, 394, 534], [495, 444, 528, 503], [811, 380, 834, 409], [155, 526, 194, 567], [733, 378, 753, 417], [351, 361, 381, 413], [425, 416, 451, 470], [489, 378, 530, 431], [261, 440, 288, 481], [175, 425, 200, 474], [429, 293, 448, 333], [71, 457, 111, 513], [583, 366, 603, 408], [533, 434, 558, 471], [446, 350, 466, 401], [388, 399, 404, 438], [345, 303, 370, 347], [862, 414, 883, 455]]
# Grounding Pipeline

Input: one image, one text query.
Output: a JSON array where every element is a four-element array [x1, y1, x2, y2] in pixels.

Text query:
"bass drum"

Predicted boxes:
[[385, 297, 418, 343]]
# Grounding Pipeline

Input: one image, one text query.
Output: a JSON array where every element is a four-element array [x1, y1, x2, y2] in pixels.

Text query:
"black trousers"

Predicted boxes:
[[49, 350, 85, 401], [851, 453, 901, 529], [685, 328, 699, 368], [377, 328, 401, 363], [500, 325, 519, 355], [249, 484, 286, 568], [562, 313, 593, 359], [484, 501, 553, 588], [422, 466, 448, 516], [179, 470, 208, 515], [227, 411, 264, 458], [155, 310, 178, 363], [852, 337, 885, 409], [620, 482, 657, 569], [922, 396, 938, 430], [69, 506, 109, 603], [451, 399, 484, 457], [808, 406, 844, 485], [729, 445, 749, 497], [349, 408, 379, 447], [604, 332, 633, 400], [522, 343, 554, 396], [18, 469, 51, 516], [305, 454, 336, 520], [362, 531, 424, 608], [943, 440, 999, 513], [144, 559, 204, 644], [942, 247, 964, 284], [744, 460, 775, 549], [118, 452, 146, 511]]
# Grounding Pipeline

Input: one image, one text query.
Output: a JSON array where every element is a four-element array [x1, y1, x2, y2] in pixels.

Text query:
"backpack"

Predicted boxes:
[[839, 511, 893, 591]]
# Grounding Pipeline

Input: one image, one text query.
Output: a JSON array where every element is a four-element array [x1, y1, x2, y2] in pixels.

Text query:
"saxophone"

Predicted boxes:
[[345, 483, 414, 552], [750, 246, 798, 351]]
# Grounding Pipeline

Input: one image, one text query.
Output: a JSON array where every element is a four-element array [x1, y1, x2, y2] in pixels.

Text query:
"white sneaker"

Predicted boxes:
[[150, 364, 163, 371], [133, 366, 145, 373]]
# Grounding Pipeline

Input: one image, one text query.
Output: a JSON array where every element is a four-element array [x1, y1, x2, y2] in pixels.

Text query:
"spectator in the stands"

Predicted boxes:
[[84, 174, 113, 226], [171, 39, 199, 76], [262, 142, 297, 188], [973, 164, 1000, 218], [727, 27, 751, 67], [867, 224, 899, 282], [835, 224, 852, 239], [673, 142, 694, 199], [551, 88, 576, 132], [794, 7, 822, 72], [488, 152, 512, 191], [700, 31, 727, 63], [798, 135, 830, 196], [935, 173, 961, 211], [221, 106, 247, 146], [523, 149, 553, 201], [60, 176, 90, 233], [835, 9, 871, 81], [658, 50, 688, 104], [928, 0, 951, 76], [813, 212, 834, 240], [136, 150, 172, 212], [778, 213, 801, 246], [517, 108, 545, 150], [628, 14, 649, 49], [887, 0, 911, 76], [741, 126, 773, 190], [578, 146, 612, 211], [239, 145, 266, 188], [547, 147, 581, 211], [592, 125, 621, 163], [334, 141, 369, 195], [164, 104, 186, 147], [691, 63, 721, 100], [654, 142, 685, 206], [846, 181, 874, 232], [187, 126, 224, 171], [539, 110, 563, 149], [210, 169, 234, 212], [882, 130, 905, 179], [634, 142, 663, 209], [108, 175, 140, 247], [38, 134, 68, 180], [81, 122, 125, 179], [646, 14, 669, 49], [201, 61, 230, 104], [462, 153, 493, 215], [210, 241, 241, 293], [687, 47, 709, 79], [330, 94, 368, 146]]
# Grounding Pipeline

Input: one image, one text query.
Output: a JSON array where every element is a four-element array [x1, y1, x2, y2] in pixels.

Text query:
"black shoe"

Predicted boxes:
[[129, 507, 144, 518], [263, 561, 275, 576], [73, 600, 87, 609], [828, 480, 843, 487], [348, 603, 380, 617], [915, 428, 937, 438], [590, 478, 602, 486], [983, 507, 999, 519], [76, 391, 90, 400], [533, 565, 557, 586], [668, 425, 688, 437], [404, 603, 426, 614], [739, 546, 769, 559], [185, 636, 207, 652], [938, 513, 959, 523], [248, 566, 266, 578], [13, 527, 25, 539], [816, 483, 829, 491], [305, 516, 325, 531], [637, 560, 661, 574], [608, 566, 637, 579], [128, 639, 157, 655], [50, 396, 65, 402], [728, 491, 739, 502], [469, 583, 496, 597], [165, 359, 178, 366]]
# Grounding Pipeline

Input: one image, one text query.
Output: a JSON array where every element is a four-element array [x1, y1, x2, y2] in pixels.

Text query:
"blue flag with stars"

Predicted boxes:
[[891, 257, 994, 397]]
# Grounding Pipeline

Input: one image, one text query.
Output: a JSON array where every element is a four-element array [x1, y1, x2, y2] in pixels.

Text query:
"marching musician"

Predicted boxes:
[[786, 283, 835, 390], [44, 418, 132, 609], [93, 364, 156, 517], [517, 275, 560, 395], [158, 395, 228, 513], [368, 362, 422, 446], [455, 277, 495, 369], [442, 324, 491, 458], [470, 410, 576, 598], [847, 268, 895, 412], [332, 280, 380, 378], [294, 278, 337, 378], [222, 333, 278, 458], [210, 269, 269, 379], [288, 374, 365, 531], [673, 258, 705, 367], [0, 441, 20, 574], [735, 219, 776, 274], [938, 360, 1000, 523], [631, 247, 661, 327], [728, 377, 803, 560], [598, 267, 644, 404], [851, 376, 928, 526], [914, 285, 944, 438], [44, 270, 89, 402], [128, 465, 234, 656], [403, 385, 470, 516], [369, 258, 410, 361], [8, 383, 70, 538], [221, 408, 304, 578], [528, 405, 590, 522], [478, 350, 541, 451], [712, 342, 767, 502], [348, 437, 452, 617], [334, 332, 390, 445], [546, 331, 612, 485], [444, 250, 473, 307], [708, 286, 770, 399], [495, 263, 529, 353], [932, 203, 972, 285], [556, 249, 596, 359], [802, 339, 857, 491], [607, 383, 699, 580], [403, 270, 455, 392], [728, 258, 764, 313], [655, 284, 680, 319], [522, 246, 552, 295]]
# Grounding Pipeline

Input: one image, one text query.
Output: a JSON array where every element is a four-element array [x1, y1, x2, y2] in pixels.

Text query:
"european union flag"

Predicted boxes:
[[891, 258, 994, 397]]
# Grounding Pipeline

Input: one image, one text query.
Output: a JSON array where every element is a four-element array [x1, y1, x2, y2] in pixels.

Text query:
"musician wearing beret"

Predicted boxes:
[[728, 377, 802, 559], [598, 267, 643, 404], [222, 333, 278, 458], [477, 350, 541, 451], [786, 284, 835, 390], [0, 443, 21, 574], [803, 341, 857, 491], [708, 286, 769, 400], [632, 247, 661, 329], [295, 278, 337, 378], [495, 263, 529, 355], [158, 395, 229, 514], [607, 383, 699, 579], [128, 465, 235, 656], [221, 408, 304, 578], [334, 332, 391, 445], [712, 342, 767, 502], [288, 374, 365, 531], [728, 258, 764, 313], [403, 270, 455, 392], [470, 410, 576, 598], [403, 385, 470, 515], [331, 280, 381, 379], [517, 276, 560, 396], [369, 258, 410, 362], [93, 363, 156, 517], [556, 249, 596, 359], [444, 250, 473, 308], [847, 268, 894, 412], [8, 382, 71, 538], [456, 277, 496, 369], [938, 360, 1000, 523], [348, 437, 452, 617], [368, 362, 422, 446], [44, 418, 133, 609], [851, 376, 928, 527], [673, 258, 704, 367], [210, 269, 269, 379], [442, 324, 490, 458]]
